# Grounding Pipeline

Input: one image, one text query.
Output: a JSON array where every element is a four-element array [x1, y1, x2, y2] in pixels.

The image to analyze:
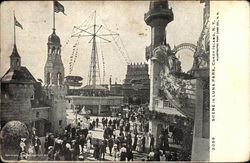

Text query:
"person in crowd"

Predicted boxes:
[[133, 123, 138, 135], [153, 148, 162, 161], [113, 119, 117, 130], [109, 119, 112, 126], [142, 134, 146, 152], [172, 152, 178, 160], [137, 135, 143, 152], [133, 133, 138, 151], [72, 139, 80, 161], [64, 143, 72, 161], [86, 138, 91, 153], [149, 134, 155, 152], [114, 137, 121, 151], [102, 117, 105, 129], [108, 137, 114, 156], [126, 147, 134, 161], [164, 151, 172, 161], [47, 146, 54, 161], [99, 139, 107, 160], [103, 127, 109, 139], [44, 134, 49, 154], [79, 134, 86, 154], [125, 123, 130, 136], [65, 124, 71, 134], [71, 127, 76, 139], [18, 138, 27, 160], [163, 131, 169, 153], [120, 145, 127, 161], [104, 118, 108, 128], [126, 134, 133, 149], [96, 117, 99, 128], [33, 136, 41, 157], [92, 120, 96, 130], [112, 144, 119, 161], [54, 149, 60, 161], [93, 140, 100, 160], [86, 131, 93, 144], [158, 131, 165, 151], [107, 125, 113, 138]]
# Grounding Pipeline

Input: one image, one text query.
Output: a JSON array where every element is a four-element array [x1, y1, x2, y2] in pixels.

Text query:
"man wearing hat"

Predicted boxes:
[[34, 136, 41, 157]]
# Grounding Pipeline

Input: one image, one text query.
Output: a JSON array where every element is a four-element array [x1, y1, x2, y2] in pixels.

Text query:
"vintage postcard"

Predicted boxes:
[[0, 0, 249, 162]]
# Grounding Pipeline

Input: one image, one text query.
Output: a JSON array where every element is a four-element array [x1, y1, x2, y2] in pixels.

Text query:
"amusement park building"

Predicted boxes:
[[122, 63, 150, 105], [1, 29, 68, 136], [144, 0, 210, 161]]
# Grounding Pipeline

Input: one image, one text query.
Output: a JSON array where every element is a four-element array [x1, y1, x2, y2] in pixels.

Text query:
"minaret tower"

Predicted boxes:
[[145, 0, 173, 51], [43, 2, 67, 134], [144, 0, 173, 110], [44, 29, 64, 86]]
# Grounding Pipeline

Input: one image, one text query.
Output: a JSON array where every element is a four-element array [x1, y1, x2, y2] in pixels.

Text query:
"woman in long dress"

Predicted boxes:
[[112, 144, 119, 161], [86, 139, 91, 153]]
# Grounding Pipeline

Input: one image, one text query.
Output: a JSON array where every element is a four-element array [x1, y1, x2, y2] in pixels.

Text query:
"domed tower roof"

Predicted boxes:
[[48, 29, 61, 45], [149, 0, 169, 10]]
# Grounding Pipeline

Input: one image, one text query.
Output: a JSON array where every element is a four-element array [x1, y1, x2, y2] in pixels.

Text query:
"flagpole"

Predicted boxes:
[[13, 11, 16, 45], [53, 1, 55, 31]]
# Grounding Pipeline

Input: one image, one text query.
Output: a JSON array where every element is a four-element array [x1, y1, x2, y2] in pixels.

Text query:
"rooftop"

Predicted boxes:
[[1, 66, 36, 84]]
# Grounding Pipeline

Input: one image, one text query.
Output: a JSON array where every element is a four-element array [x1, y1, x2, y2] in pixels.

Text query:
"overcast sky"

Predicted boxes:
[[1, 1, 203, 85]]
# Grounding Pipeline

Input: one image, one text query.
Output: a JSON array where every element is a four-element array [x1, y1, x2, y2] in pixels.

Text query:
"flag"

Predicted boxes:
[[14, 16, 23, 29], [54, 1, 66, 15]]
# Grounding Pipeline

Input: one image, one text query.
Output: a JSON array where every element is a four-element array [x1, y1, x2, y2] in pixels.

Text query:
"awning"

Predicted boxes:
[[157, 107, 187, 118]]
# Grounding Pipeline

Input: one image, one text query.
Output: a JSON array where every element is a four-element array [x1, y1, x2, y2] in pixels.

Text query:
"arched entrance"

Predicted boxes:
[[33, 119, 51, 137]]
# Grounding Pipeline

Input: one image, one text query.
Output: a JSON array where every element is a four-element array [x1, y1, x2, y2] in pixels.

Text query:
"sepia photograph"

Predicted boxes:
[[1, 0, 212, 161]]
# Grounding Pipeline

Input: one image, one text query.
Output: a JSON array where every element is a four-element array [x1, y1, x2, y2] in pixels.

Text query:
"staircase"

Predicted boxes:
[[160, 73, 196, 119]]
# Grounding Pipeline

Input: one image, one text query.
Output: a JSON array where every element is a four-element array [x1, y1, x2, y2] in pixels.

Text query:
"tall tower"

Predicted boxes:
[[44, 29, 64, 86], [44, 27, 67, 134], [144, 0, 173, 110]]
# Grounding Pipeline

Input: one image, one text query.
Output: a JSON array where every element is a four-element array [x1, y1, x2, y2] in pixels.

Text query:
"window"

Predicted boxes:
[[59, 120, 62, 126], [57, 72, 62, 85], [16, 59, 19, 66], [52, 47, 56, 54], [36, 112, 39, 118]]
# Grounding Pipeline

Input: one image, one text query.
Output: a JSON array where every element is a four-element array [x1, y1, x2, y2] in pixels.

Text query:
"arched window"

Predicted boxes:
[[16, 59, 19, 66], [47, 72, 51, 85], [52, 47, 56, 54], [57, 72, 62, 85], [36, 112, 40, 118]]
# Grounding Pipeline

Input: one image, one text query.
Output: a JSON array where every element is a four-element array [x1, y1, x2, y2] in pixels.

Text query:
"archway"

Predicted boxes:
[[172, 43, 197, 73]]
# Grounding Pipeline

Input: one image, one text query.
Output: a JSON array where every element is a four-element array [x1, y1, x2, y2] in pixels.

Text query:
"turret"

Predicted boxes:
[[44, 29, 64, 86], [10, 44, 21, 70], [144, 0, 173, 60]]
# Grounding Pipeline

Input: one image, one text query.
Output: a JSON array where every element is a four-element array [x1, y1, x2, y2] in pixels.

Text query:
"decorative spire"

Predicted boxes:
[[10, 44, 21, 70]]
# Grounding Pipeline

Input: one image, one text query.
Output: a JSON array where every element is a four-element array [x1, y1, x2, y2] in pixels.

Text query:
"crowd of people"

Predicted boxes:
[[18, 105, 192, 161]]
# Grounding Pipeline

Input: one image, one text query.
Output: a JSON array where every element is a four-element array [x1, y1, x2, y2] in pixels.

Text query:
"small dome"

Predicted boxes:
[[48, 30, 61, 45]]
